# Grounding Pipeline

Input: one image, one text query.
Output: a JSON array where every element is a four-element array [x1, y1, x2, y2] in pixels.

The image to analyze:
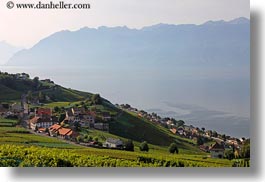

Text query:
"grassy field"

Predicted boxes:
[[0, 118, 19, 127], [0, 121, 82, 149], [110, 110, 198, 153], [43, 102, 72, 108], [0, 143, 236, 167]]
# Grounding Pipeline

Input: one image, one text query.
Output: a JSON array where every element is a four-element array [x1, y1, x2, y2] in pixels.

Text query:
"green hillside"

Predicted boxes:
[[0, 84, 21, 101], [0, 72, 92, 102], [0, 71, 199, 154]]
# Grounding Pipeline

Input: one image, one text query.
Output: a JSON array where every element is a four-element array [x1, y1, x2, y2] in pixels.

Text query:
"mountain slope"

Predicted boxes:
[[7, 17, 250, 69], [0, 72, 92, 102], [0, 71, 200, 151], [0, 41, 22, 65]]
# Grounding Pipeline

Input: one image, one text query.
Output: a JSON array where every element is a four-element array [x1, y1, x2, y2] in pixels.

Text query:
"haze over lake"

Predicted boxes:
[[0, 65, 250, 138], [0, 18, 250, 138]]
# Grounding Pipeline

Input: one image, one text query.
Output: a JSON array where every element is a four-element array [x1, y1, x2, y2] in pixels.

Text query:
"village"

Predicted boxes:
[[117, 104, 249, 159], [0, 100, 249, 159]]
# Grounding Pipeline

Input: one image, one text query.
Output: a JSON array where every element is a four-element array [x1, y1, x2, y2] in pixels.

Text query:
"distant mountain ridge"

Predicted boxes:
[[7, 17, 250, 69]]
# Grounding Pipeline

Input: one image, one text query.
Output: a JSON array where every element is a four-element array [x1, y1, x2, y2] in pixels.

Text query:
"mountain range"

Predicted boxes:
[[7, 17, 250, 69]]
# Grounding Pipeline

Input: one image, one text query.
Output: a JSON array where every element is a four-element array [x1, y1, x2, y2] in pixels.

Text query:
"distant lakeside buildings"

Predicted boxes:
[[0, 101, 248, 157]]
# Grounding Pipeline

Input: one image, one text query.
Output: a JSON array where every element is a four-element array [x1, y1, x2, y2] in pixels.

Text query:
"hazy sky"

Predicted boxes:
[[0, 0, 249, 47]]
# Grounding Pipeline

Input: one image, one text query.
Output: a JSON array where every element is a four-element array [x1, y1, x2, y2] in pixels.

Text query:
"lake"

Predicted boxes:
[[0, 65, 250, 138]]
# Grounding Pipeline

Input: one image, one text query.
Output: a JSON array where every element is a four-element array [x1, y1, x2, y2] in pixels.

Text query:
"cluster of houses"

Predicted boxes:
[[1, 101, 248, 157], [1, 102, 121, 148], [169, 125, 201, 138], [117, 103, 248, 159], [0, 103, 23, 119], [63, 107, 96, 128], [118, 104, 162, 124], [25, 106, 113, 141], [14, 73, 30, 80], [62, 107, 110, 131], [29, 108, 57, 131], [25, 106, 125, 149], [49, 124, 77, 140], [28, 107, 111, 132]]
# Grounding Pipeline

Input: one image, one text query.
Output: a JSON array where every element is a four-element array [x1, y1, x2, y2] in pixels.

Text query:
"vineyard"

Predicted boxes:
[[0, 122, 82, 149], [0, 118, 19, 127], [0, 144, 241, 167], [0, 118, 250, 167]]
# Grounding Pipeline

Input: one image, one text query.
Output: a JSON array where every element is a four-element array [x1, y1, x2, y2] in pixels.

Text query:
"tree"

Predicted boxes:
[[33, 76, 39, 89], [196, 136, 204, 146], [221, 134, 226, 141], [139, 141, 149, 152], [38, 91, 45, 102], [60, 107, 65, 112], [74, 122, 81, 131], [93, 136, 99, 142], [21, 73, 30, 79], [241, 139, 250, 158], [54, 106, 60, 113], [176, 120, 185, 127], [76, 136, 83, 143], [168, 143, 179, 154], [58, 113, 66, 122], [124, 140, 134, 151], [27, 91, 32, 103], [87, 135, 93, 141], [207, 130, 212, 137], [224, 149, 235, 160], [212, 131, 218, 138], [91, 94, 102, 105], [84, 134, 89, 139]]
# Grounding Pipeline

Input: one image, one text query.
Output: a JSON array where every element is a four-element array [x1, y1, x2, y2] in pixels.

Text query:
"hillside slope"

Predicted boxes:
[[0, 71, 201, 153], [0, 72, 92, 102]]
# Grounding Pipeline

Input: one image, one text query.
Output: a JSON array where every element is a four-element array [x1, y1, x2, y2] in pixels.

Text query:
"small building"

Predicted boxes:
[[11, 103, 23, 113], [66, 109, 75, 121], [49, 124, 62, 136], [209, 142, 225, 158], [37, 127, 47, 133], [35, 108, 52, 118], [48, 124, 76, 140], [79, 113, 95, 127], [177, 127, 184, 135], [170, 128, 177, 134], [94, 123, 109, 131], [103, 138, 123, 149], [57, 127, 73, 140], [102, 112, 111, 121], [29, 116, 54, 130], [71, 108, 85, 116], [199, 145, 210, 152]]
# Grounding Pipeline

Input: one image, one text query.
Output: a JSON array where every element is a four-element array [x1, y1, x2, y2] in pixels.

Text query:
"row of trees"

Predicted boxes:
[[124, 140, 179, 154], [224, 139, 250, 160]]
